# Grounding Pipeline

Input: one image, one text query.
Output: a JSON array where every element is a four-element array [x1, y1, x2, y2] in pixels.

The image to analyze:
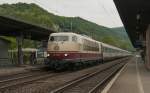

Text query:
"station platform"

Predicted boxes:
[[106, 57, 150, 93]]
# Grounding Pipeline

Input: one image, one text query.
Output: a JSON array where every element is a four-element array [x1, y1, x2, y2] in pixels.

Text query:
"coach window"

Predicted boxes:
[[72, 36, 77, 42]]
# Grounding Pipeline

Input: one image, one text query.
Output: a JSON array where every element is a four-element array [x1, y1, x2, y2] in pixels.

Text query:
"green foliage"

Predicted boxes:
[[0, 3, 134, 51]]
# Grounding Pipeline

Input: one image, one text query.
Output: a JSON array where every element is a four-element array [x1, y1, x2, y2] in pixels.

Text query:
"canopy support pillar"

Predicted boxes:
[[146, 25, 150, 69], [16, 34, 24, 65]]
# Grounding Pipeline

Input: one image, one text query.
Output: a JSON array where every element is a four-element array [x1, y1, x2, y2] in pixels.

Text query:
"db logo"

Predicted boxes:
[[54, 46, 59, 50]]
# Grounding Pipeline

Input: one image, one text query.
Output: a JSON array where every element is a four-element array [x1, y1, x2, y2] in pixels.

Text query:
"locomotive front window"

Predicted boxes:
[[50, 36, 69, 41], [72, 36, 77, 42]]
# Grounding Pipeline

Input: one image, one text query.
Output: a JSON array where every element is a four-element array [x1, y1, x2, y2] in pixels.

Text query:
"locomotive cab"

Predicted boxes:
[[47, 33, 81, 52], [47, 33, 82, 61]]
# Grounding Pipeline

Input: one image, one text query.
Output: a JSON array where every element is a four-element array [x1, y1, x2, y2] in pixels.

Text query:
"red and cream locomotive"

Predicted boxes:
[[45, 32, 130, 70]]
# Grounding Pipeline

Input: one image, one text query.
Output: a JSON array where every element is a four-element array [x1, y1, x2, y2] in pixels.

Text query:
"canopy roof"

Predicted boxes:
[[0, 15, 55, 40], [114, 0, 150, 48]]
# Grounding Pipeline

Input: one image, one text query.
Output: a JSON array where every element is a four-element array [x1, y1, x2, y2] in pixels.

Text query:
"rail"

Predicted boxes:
[[50, 61, 126, 93]]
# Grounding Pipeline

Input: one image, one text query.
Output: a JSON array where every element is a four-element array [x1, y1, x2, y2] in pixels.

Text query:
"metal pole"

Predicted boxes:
[[146, 25, 150, 69], [17, 35, 23, 65], [71, 21, 72, 32]]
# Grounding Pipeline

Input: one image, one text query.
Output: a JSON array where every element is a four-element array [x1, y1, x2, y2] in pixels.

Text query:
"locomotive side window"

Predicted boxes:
[[50, 36, 69, 41], [82, 39, 99, 51]]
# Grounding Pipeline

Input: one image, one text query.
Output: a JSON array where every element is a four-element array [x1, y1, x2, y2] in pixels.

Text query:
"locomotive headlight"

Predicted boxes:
[[47, 53, 50, 57], [64, 53, 68, 57]]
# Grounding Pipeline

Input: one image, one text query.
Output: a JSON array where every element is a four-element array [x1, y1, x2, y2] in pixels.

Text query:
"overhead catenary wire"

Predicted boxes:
[[98, 0, 119, 27], [33, 0, 120, 27], [33, 0, 120, 38], [110, 5, 123, 25]]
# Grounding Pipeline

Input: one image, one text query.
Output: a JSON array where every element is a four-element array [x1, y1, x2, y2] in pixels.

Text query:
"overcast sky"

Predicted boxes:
[[0, 0, 123, 28]]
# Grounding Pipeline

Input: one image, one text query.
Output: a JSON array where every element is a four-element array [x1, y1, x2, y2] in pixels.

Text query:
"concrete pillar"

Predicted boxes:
[[16, 35, 23, 65], [146, 25, 150, 69]]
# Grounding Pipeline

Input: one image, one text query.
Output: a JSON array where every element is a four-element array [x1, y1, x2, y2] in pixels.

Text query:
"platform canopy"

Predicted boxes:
[[114, 0, 150, 48], [0, 15, 55, 40]]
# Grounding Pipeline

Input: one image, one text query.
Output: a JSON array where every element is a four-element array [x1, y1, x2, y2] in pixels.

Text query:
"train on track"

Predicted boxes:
[[45, 32, 131, 70]]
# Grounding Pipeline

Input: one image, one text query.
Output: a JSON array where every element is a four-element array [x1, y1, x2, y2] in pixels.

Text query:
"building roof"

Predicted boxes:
[[114, 0, 150, 48], [9, 48, 37, 52], [0, 15, 55, 41]]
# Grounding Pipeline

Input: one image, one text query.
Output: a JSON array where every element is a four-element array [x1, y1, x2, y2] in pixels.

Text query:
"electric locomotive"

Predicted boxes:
[[46, 32, 102, 70]]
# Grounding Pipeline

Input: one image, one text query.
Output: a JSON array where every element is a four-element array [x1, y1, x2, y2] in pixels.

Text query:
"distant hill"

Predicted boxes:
[[0, 3, 134, 51], [111, 27, 129, 39], [111, 27, 134, 50]]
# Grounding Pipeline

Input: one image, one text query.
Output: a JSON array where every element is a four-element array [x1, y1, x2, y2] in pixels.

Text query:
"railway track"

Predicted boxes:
[[0, 71, 66, 92], [0, 70, 46, 81], [50, 61, 126, 93], [0, 58, 129, 93]]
